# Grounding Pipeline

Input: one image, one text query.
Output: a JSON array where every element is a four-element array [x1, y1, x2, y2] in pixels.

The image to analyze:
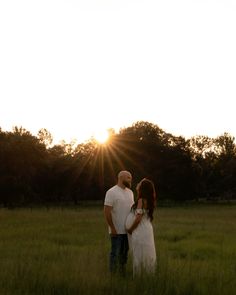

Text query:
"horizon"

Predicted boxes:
[[1, 119, 235, 146]]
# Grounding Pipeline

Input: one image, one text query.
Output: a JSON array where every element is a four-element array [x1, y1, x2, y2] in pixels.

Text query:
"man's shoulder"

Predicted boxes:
[[105, 185, 118, 196], [126, 187, 134, 195], [106, 185, 118, 193], [104, 185, 118, 205], [126, 187, 133, 193]]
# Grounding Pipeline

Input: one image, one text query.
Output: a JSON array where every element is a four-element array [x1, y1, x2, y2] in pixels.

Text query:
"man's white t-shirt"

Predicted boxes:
[[104, 185, 134, 234]]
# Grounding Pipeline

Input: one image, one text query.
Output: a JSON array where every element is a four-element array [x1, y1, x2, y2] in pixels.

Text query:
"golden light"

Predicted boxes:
[[94, 129, 110, 144]]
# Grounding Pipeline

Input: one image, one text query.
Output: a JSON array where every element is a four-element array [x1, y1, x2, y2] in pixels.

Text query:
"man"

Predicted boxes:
[[104, 170, 134, 275]]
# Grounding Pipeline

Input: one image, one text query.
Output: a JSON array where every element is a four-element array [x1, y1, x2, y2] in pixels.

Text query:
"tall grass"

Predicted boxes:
[[0, 205, 235, 294]]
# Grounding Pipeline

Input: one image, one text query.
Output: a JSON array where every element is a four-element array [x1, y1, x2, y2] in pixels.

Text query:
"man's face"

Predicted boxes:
[[122, 174, 132, 188]]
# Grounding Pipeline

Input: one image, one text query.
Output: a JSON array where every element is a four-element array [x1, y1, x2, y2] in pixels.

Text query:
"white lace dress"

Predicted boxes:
[[126, 208, 156, 276]]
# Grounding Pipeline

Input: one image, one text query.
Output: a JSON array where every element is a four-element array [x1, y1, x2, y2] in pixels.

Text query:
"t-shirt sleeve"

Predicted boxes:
[[104, 190, 114, 207]]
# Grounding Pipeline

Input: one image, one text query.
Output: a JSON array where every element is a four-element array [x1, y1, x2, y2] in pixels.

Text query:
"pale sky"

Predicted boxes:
[[1, 0, 236, 144]]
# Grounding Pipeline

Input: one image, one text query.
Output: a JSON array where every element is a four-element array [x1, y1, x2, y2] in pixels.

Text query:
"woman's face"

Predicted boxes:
[[136, 178, 147, 191], [136, 178, 146, 195], [136, 182, 141, 192]]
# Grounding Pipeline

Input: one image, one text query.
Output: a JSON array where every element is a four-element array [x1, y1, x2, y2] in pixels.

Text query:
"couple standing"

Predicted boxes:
[[104, 170, 157, 277]]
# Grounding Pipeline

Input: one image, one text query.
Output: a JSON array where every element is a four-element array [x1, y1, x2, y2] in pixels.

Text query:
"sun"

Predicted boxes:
[[93, 129, 110, 144]]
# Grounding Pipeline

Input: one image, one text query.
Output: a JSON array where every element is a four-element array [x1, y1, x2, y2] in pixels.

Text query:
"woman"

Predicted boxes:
[[125, 178, 157, 276]]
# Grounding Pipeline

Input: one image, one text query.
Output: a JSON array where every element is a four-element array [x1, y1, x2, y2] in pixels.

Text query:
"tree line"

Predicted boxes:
[[0, 121, 236, 207]]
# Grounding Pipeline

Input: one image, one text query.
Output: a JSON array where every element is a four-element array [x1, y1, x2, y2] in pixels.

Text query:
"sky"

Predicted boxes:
[[0, 0, 236, 144]]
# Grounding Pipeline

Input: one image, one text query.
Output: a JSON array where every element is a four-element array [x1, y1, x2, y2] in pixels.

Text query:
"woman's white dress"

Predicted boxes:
[[126, 208, 156, 276]]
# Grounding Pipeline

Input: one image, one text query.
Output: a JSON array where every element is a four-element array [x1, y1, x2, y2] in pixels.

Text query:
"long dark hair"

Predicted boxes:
[[133, 178, 157, 221]]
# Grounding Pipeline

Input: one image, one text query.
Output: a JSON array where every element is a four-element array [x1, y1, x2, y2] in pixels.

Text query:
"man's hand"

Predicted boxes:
[[110, 227, 118, 237], [104, 205, 118, 236]]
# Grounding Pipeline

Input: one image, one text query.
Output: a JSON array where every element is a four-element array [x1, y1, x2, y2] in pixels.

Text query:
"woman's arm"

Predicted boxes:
[[127, 198, 143, 234], [126, 214, 142, 234]]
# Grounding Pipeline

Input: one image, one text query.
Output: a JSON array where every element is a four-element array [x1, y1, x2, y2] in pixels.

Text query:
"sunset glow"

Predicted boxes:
[[0, 0, 236, 144]]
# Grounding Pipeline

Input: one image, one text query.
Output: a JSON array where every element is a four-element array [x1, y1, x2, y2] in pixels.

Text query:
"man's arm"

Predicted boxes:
[[104, 205, 117, 236]]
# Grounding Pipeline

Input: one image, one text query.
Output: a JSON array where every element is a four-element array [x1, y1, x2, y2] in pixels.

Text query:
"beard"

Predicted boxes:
[[123, 180, 131, 188]]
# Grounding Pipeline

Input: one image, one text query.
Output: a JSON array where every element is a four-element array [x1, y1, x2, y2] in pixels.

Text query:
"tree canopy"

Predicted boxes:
[[0, 122, 236, 207]]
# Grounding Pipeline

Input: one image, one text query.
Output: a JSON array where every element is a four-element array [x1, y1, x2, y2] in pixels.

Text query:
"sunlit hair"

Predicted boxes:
[[135, 178, 157, 221]]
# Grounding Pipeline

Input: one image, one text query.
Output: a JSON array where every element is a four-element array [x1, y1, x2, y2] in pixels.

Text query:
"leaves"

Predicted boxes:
[[0, 121, 236, 206]]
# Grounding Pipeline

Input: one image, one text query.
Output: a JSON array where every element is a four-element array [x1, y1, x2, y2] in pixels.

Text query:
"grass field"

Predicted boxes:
[[0, 204, 235, 295]]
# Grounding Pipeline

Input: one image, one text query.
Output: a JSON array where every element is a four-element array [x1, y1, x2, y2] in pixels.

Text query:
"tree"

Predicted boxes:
[[37, 128, 53, 148], [0, 127, 49, 206]]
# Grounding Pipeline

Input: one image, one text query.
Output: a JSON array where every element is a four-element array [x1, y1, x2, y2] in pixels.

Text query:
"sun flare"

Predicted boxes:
[[93, 129, 110, 144]]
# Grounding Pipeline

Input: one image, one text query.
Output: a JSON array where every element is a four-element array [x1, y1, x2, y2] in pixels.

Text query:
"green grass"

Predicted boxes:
[[0, 205, 235, 294]]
